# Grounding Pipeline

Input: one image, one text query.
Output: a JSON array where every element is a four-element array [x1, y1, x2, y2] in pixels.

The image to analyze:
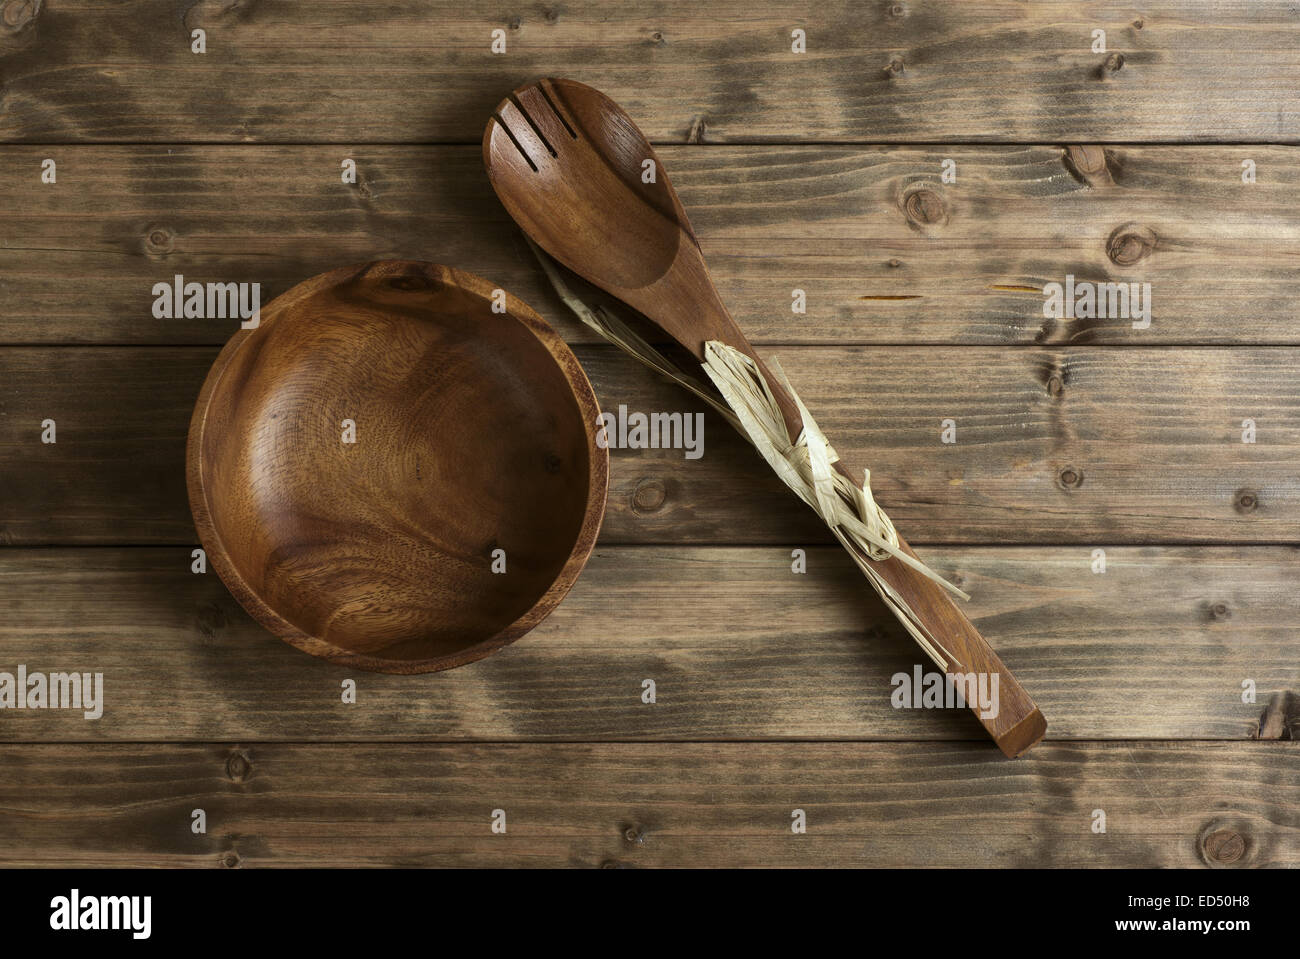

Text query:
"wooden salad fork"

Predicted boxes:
[[483, 78, 1046, 757]]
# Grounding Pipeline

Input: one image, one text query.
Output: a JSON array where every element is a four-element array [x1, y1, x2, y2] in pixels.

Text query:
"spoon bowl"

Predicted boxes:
[[485, 79, 687, 291]]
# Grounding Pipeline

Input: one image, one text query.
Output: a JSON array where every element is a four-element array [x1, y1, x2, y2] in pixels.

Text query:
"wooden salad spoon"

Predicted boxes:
[[484, 78, 1046, 757]]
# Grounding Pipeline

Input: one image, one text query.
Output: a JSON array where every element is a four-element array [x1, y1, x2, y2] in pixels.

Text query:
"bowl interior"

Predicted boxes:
[[190, 262, 604, 672]]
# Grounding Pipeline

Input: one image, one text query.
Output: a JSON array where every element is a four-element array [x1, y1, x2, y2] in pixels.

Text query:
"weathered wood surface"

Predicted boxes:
[[0, 742, 1292, 867], [0, 546, 1293, 742], [1, 2, 1297, 144], [1, 345, 1295, 545], [3, 0, 1297, 871], [3, 144, 1298, 346]]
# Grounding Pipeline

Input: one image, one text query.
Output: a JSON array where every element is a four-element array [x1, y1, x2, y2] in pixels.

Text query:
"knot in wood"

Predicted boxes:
[[225, 750, 252, 783], [1202, 828, 1246, 865], [1057, 466, 1084, 490], [632, 477, 667, 513], [195, 601, 229, 640], [144, 225, 175, 256], [2, 0, 38, 31], [1106, 224, 1156, 266], [1067, 145, 1107, 177], [902, 187, 945, 226]]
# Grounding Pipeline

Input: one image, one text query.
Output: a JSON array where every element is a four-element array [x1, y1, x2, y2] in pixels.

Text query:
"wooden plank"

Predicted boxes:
[[0, 347, 208, 544], [3, 144, 1298, 346], [1, 2, 1297, 143], [0, 742, 1292, 867], [0, 546, 1293, 742], [1, 345, 1298, 545]]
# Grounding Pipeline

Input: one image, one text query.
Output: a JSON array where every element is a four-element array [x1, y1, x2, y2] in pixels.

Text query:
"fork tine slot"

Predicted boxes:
[[490, 107, 541, 173], [515, 85, 574, 147], [508, 91, 558, 157], [496, 100, 552, 171], [537, 79, 580, 139]]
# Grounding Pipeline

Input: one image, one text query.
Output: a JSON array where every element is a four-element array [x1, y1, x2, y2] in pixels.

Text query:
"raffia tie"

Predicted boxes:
[[528, 238, 967, 670]]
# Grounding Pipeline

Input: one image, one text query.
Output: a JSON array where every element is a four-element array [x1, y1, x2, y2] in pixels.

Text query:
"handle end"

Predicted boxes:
[[994, 707, 1048, 758]]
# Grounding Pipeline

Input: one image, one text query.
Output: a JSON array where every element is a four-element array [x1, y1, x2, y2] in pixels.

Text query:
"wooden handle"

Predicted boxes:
[[836, 485, 1047, 757], [748, 349, 1047, 757]]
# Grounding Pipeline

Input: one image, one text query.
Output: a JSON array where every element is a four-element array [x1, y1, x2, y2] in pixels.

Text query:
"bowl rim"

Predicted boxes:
[[185, 260, 609, 674]]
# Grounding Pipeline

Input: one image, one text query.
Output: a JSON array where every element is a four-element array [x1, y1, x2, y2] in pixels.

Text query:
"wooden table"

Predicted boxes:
[[1, 0, 1296, 868]]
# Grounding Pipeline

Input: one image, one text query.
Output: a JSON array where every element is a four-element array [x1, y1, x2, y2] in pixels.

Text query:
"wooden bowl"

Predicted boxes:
[[186, 261, 607, 673]]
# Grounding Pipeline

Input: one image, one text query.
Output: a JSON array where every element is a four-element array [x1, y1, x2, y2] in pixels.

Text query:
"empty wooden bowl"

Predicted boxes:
[[187, 261, 607, 673]]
